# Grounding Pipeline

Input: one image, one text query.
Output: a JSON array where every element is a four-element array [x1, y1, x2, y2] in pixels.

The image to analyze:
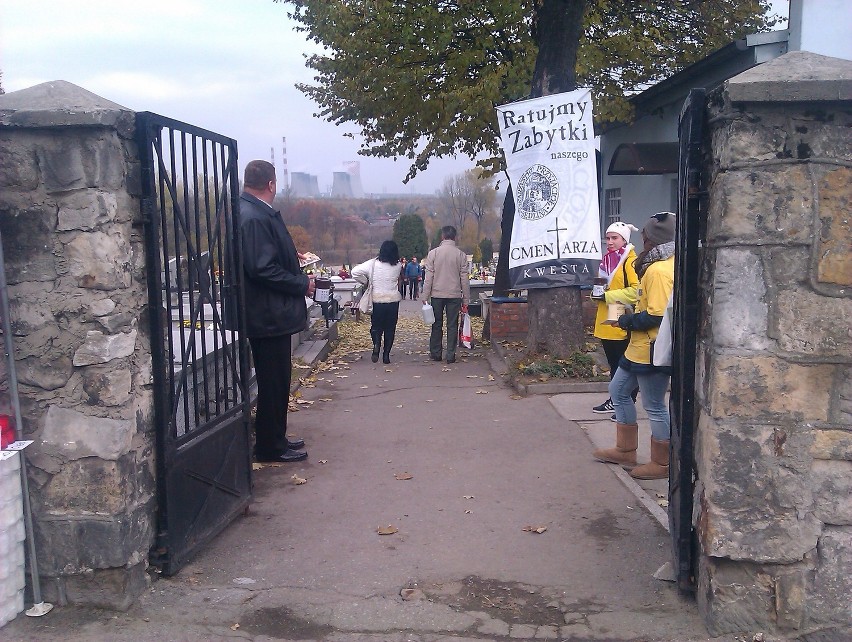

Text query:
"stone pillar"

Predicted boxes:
[[0, 81, 155, 609], [694, 52, 852, 635]]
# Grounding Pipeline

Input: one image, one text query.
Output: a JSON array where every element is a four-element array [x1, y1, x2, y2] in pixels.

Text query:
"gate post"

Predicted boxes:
[[693, 52, 852, 636], [0, 81, 156, 609]]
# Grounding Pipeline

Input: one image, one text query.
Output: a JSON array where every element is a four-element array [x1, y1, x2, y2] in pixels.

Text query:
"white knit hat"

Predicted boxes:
[[605, 221, 639, 244]]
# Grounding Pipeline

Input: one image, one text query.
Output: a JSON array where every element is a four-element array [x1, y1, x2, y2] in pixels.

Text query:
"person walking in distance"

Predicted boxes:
[[592, 212, 676, 480], [352, 240, 403, 364], [240, 160, 313, 463], [405, 256, 421, 300], [421, 226, 470, 364], [398, 257, 408, 299]]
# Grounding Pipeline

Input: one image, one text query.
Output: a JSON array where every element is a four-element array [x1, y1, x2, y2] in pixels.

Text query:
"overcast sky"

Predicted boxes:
[[1, 1, 789, 196], [0, 0, 475, 195]]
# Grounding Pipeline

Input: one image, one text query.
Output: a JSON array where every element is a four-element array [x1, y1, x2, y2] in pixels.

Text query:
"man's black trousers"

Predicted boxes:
[[248, 334, 292, 457]]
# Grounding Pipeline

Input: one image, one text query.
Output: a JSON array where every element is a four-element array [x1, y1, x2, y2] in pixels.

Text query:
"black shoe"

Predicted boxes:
[[430, 354, 443, 361], [592, 398, 614, 413], [382, 353, 391, 364], [446, 356, 456, 364], [256, 449, 307, 463], [371, 345, 380, 363], [287, 438, 305, 450]]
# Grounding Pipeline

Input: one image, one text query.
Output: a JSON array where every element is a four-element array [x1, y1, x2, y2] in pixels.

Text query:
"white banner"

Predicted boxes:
[[496, 89, 601, 289]]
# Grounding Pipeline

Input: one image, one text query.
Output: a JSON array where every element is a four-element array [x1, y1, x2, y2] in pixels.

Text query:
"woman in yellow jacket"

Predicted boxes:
[[590, 222, 640, 417], [593, 212, 675, 480]]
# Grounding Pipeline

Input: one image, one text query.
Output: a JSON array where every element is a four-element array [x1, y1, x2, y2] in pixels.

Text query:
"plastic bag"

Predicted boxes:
[[421, 303, 435, 325], [459, 312, 473, 349], [653, 293, 674, 367]]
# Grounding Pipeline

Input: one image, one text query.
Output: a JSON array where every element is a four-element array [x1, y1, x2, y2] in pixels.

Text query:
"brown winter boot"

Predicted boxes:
[[630, 438, 670, 480], [593, 422, 638, 468]]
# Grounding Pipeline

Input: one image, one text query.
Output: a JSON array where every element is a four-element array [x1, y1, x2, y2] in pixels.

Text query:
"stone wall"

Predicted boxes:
[[694, 52, 851, 636], [0, 81, 155, 609]]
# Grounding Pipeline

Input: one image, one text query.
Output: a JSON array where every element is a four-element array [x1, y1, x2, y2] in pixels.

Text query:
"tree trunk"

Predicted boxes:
[[527, 287, 585, 358], [493, 185, 514, 297], [494, 0, 588, 348], [526, 0, 587, 355]]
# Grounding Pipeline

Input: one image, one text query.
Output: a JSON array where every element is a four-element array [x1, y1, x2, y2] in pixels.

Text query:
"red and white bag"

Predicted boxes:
[[458, 312, 473, 349]]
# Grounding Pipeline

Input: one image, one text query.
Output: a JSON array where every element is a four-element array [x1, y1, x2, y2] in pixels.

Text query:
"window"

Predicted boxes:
[[608, 143, 679, 175], [605, 188, 622, 224]]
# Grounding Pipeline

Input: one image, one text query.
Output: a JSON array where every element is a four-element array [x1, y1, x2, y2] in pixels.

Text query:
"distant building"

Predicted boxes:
[[290, 171, 320, 198], [342, 161, 365, 198], [331, 171, 354, 198]]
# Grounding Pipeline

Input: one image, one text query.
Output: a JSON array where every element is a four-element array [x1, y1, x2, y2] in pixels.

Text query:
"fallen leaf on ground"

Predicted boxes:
[[291, 474, 307, 485], [360, 385, 369, 389], [377, 525, 398, 535], [396, 404, 404, 408], [658, 500, 669, 508], [318, 398, 332, 402], [475, 389, 488, 394], [464, 509, 472, 514], [413, 375, 421, 378], [463, 495, 475, 500], [510, 395, 523, 400], [488, 375, 495, 381], [466, 375, 478, 378], [319, 460, 328, 464], [522, 525, 548, 534], [295, 399, 313, 405], [252, 462, 282, 470], [394, 472, 413, 480], [442, 367, 451, 372], [230, 623, 240, 631]]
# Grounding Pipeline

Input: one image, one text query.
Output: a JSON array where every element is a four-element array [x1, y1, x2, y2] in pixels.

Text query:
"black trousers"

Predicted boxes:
[[601, 337, 638, 401], [249, 335, 292, 457], [370, 301, 400, 354], [408, 278, 419, 299]]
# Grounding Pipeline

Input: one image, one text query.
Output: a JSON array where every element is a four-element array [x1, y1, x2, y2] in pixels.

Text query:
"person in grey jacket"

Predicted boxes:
[[240, 160, 314, 463], [421, 226, 471, 364]]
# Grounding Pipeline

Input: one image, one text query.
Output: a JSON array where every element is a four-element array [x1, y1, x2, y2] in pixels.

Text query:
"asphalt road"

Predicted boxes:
[[3, 299, 775, 642]]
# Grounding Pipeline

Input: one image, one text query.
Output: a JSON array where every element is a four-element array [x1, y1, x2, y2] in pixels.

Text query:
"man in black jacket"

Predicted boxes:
[[240, 160, 314, 463]]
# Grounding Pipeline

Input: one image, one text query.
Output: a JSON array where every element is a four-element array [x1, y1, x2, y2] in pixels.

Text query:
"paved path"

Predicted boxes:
[[4, 299, 763, 641]]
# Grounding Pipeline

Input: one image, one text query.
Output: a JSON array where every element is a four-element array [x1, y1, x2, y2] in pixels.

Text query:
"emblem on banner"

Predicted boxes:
[[517, 164, 559, 221]]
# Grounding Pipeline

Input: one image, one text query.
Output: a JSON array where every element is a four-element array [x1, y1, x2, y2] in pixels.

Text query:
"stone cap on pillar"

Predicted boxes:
[[725, 50, 852, 103], [0, 80, 134, 135]]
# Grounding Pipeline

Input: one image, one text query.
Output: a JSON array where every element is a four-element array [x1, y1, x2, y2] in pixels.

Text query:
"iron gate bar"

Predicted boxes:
[[670, 88, 706, 593], [137, 111, 252, 576], [150, 128, 244, 439]]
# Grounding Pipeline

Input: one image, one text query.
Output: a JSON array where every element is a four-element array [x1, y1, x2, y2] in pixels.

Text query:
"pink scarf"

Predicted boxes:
[[599, 246, 625, 280]]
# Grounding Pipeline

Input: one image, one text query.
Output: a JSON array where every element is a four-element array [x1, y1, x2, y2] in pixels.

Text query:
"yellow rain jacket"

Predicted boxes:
[[593, 246, 639, 341]]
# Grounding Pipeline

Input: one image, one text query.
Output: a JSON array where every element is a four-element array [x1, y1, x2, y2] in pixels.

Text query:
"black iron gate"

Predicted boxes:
[[137, 112, 252, 576], [670, 88, 706, 593]]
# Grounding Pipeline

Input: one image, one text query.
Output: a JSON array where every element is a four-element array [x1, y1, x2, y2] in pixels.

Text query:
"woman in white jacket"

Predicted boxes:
[[352, 241, 403, 363]]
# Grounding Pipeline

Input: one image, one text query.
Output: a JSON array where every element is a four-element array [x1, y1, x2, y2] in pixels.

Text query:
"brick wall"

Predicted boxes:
[[486, 300, 529, 339]]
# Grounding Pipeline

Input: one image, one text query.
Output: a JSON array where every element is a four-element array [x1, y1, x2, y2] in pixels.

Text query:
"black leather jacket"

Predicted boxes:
[[239, 193, 308, 338]]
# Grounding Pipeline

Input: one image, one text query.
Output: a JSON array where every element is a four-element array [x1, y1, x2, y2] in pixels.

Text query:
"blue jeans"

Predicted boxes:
[[609, 364, 671, 440]]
